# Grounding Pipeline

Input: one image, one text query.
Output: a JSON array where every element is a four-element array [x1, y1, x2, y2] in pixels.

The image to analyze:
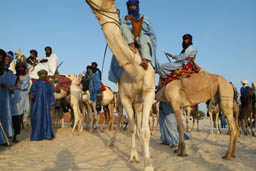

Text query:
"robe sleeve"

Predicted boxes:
[[29, 80, 37, 98], [142, 16, 157, 43], [176, 45, 198, 62], [47, 82, 55, 106]]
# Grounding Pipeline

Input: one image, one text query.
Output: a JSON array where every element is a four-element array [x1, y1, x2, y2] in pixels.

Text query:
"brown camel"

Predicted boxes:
[[156, 70, 239, 160]]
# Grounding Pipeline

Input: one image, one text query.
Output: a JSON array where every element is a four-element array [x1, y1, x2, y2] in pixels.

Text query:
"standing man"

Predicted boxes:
[[12, 62, 30, 143], [29, 46, 58, 79], [0, 51, 17, 145], [108, 0, 159, 83], [29, 69, 55, 141]]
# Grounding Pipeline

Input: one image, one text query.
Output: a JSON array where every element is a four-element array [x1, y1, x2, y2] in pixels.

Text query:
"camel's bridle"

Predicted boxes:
[[86, 0, 121, 28]]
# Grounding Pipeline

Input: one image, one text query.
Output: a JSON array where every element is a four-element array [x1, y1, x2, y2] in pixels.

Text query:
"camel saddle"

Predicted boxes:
[[125, 15, 144, 41], [162, 57, 201, 85]]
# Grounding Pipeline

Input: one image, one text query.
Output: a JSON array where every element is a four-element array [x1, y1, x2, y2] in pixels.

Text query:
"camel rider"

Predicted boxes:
[[108, 0, 160, 83], [240, 80, 251, 105], [29, 46, 58, 79], [91, 62, 102, 80], [26, 49, 39, 68], [159, 34, 198, 79], [84, 63, 101, 103]]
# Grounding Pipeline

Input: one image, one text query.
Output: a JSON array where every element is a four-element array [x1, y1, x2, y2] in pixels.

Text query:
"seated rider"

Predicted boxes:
[[159, 34, 198, 79], [240, 80, 251, 105], [108, 0, 159, 84]]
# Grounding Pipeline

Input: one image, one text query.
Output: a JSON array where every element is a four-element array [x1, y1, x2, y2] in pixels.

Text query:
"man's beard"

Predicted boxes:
[[46, 52, 52, 57], [92, 67, 97, 73]]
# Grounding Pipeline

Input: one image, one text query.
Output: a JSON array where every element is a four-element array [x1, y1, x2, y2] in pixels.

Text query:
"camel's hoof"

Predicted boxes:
[[222, 155, 231, 160], [107, 139, 115, 147], [231, 154, 236, 158], [144, 166, 154, 171], [178, 153, 188, 157], [129, 157, 140, 163], [173, 149, 178, 153]]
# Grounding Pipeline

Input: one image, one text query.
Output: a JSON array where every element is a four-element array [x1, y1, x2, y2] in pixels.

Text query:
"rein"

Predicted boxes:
[[86, 0, 121, 28]]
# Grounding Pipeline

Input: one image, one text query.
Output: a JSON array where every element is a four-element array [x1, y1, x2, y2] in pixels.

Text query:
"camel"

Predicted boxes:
[[86, 0, 155, 170], [80, 85, 115, 132], [156, 69, 238, 160], [207, 101, 222, 134], [184, 104, 200, 133]]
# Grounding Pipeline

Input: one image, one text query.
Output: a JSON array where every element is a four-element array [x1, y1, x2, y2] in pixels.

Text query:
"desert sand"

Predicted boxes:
[[0, 117, 255, 171]]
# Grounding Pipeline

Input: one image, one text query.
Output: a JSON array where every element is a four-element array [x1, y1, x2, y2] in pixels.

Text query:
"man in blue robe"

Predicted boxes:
[[83, 62, 101, 102], [108, 0, 159, 83], [0, 51, 17, 145], [29, 69, 55, 141], [159, 102, 190, 148], [159, 34, 198, 78]]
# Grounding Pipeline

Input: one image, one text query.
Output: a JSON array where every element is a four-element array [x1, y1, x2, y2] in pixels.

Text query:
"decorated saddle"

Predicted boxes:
[[162, 57, 201, 85]]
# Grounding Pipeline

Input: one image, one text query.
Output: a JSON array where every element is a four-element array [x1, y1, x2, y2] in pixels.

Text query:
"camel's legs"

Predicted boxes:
[[221, 103, 238, 160], [209, 112, 214, 134], [108, 104, 115, 130], [91, 102, 98, 129], [134, 103, 144, 152], [185, 108, 191, 132], [121, 97, 139, 163], [190, 117, 195, 132], [108, 103, 123, 147], [250, 112, 255, 136], [197, 118, 200, 132], [72, 104, 80, 134], [172, 105, 187, 157], [151, 112, 155, 132], [141, 91, 154, 171], [216, 113, 221, 135]]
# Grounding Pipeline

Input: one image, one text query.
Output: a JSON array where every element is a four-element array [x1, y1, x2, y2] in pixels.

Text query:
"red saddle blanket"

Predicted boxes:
[[98, 82, 106, 93], [55, 75, 72, 92], [162, 57, 201, 85]]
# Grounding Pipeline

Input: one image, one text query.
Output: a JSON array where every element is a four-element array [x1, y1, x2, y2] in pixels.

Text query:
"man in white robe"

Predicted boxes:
[[29, 46, 58, 79]]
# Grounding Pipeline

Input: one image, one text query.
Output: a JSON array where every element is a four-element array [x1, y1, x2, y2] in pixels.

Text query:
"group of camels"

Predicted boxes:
[[8, 1, 243, 170], [85, 0, 239, 170]]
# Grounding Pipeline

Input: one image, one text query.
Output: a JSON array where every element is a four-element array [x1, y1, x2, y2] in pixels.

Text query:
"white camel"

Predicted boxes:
[[86, 0, 155, 170], [80, 84, 115, 132]]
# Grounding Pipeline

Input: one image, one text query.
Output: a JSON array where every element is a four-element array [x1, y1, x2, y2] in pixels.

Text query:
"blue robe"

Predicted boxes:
[[159, 102, 190, 145], [160, 45, 197, 78], [108, 15, 160, 83], [29, 80, 55, 141], [0, 70, 16, 144], [84, 71, 101, 101]]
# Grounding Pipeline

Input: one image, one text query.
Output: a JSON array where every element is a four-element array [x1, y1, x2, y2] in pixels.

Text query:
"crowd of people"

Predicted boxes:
[[0, 47, 58, 146]]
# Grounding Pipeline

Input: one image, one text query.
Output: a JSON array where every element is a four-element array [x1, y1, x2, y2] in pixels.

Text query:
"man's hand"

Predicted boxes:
[[129, 43, 137, 53], [40, 59, 48, 63], [165, 52, 173, 57], [140, 58, 148, 70], [29, 94, 34, 101]]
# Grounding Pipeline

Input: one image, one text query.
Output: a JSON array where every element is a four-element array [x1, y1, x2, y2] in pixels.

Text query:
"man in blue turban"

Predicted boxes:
[[108, 0, 159, 83]]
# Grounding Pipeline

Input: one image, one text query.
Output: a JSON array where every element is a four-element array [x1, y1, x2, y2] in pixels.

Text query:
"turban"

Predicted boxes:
[[183, 34, 193, 41], [37, 69, 48, 81], [126, 0, 140, 20]]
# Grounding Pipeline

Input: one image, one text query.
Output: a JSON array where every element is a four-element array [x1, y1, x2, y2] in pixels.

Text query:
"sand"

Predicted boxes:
[[0, 118, 255, 171]]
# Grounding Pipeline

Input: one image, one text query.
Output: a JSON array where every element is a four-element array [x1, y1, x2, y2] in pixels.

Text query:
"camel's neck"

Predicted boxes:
[[102, 21, 145, 82]]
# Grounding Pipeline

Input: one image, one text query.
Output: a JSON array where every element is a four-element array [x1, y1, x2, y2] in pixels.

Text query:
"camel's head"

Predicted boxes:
[[85, 0, 119, 27], [72, 74, 82, 86]]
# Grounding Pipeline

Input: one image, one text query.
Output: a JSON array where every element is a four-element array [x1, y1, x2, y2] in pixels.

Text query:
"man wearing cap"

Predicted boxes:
[[29, 46, 58, 79], [29, 69, 55, 141], [159, 34, 198, 79], [0, 51, 17, 145], [108, 0, 159, 83]]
